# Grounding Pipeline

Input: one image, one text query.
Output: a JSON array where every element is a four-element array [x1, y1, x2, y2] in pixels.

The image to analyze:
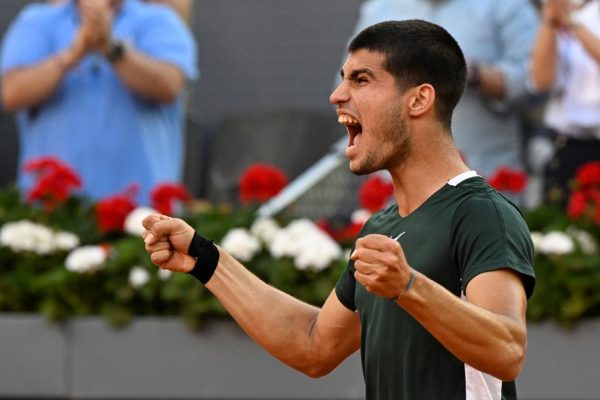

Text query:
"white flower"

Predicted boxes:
[[566, 227, 598, 255], [351, 209, 371, 225], [0, 220, 81, 255], [129, 266, 151, 288], [530, 231, 544, 251], [53, 231, 80, 251], [269, 230, 296, 258], [538, 231, 575, 255], [0, 220, 56, 255], [293, 234, 342, 271], [269, 219, 342, 271], [65, 246, 107, 273], [250, 217, 280, 245], [220, 228, 261, 261], [158, 268, 173, 280], [269, 219, 315, 258], [124, 207, 158, 236]]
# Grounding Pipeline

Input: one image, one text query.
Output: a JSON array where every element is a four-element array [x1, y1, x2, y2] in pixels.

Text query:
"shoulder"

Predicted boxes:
[[451, 179, 535, 296], [489, 0, 537, 23], [451, 178, 527, 230], [125, 0, 184, 26], [11, 2, 63, 25], [3, 2, 68, 45]]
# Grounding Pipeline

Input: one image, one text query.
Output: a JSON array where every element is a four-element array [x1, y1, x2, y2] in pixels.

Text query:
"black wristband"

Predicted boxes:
[[187, 232, 220, 284]]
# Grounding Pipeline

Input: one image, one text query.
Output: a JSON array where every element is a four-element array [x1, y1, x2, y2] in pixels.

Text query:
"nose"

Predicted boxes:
[[329, 81, 349, 105]]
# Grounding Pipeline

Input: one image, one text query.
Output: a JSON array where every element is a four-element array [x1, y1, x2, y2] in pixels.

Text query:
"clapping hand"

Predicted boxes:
[[78, 0, 115, 54], [542, 0, 577, 29]]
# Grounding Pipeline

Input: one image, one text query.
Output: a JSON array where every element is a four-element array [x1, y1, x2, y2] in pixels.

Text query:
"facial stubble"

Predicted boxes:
[[351, 115, 412, 176]]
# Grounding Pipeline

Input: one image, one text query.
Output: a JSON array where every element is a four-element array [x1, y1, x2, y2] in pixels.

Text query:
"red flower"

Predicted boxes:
[[575, 161, 600, 188], [591, 188, 600, 226], [24, 156, 66, 174], [150, 182, 191, 215], [359, 175, 394, 212], [23, 156, 82, 209], [239, 163, 288, 204], [488, 167, 527, 193], [95, 185, 138, 233], [317, 219, 363, 243], [566, 162, 600, 226], [567, 190, 588, 219], [588, 187, 600, 203]]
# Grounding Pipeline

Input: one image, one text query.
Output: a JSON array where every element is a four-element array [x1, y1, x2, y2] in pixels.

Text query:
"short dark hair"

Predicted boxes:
[[348, 20, 467, 129]]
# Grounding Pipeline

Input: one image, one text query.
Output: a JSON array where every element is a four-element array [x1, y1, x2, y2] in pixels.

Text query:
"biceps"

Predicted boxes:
[[313, 290, 361, 357], [465, 269, 528, 323]]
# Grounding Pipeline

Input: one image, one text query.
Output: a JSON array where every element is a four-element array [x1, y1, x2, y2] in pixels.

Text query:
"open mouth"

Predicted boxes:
[[338, 115, 363, 149]]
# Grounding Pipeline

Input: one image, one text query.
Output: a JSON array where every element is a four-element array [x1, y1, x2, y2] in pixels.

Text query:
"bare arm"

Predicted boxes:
[[530, 0, 600, 90], [530, 0, 571, 90], [81, 0, 185, 103], [143, 215, 361, 377], [472, 63, 507, 99], [208, 257, 361, 377], [571, 23, 600, 65], [397, 269, 527, 381], [530, 23, 559, 91], [352, 234, 528, 381], [468, 0, 538, 100], [1, 27, 91, 111], [110, 49, 185, 103], [2, 54, 71, 112]]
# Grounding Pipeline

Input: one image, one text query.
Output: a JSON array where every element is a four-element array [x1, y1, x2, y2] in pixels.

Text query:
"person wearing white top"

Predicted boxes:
[[530, 0, 600, 202]]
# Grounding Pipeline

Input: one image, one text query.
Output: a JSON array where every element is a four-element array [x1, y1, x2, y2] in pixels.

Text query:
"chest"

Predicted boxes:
[[354, 208, 461, 314]]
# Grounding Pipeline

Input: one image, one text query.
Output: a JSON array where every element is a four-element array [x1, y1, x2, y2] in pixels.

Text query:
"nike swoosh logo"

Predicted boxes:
[[391, 232, 406, 241]]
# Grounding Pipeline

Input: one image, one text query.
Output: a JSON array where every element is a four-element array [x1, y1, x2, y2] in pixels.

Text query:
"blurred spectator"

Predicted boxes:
[[1, 0, 198, 204], [529, 0, 600, 203], [49, 0, 194, 23], [147, 0, 193, 24], [345, 0, 538, 184]]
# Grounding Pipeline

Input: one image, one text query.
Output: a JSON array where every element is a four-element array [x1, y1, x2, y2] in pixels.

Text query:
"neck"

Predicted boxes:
[[387, 128, 469, 217]]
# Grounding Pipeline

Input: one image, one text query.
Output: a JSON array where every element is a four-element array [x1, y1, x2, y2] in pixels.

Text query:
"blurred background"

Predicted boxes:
[[0, 0, 363, 217]]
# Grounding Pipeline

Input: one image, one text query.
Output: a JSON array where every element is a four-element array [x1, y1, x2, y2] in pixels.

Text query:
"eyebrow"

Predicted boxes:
[[340, 68, 376, 80]]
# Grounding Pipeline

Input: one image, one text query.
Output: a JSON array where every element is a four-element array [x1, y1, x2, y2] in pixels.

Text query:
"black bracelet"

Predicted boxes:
[[187, 232, 220, 284], [389, 269, 416, 301]]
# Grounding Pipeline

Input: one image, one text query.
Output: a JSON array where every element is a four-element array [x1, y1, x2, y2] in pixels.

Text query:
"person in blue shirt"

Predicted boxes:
[[1, 0, 198, 204], [346, 0, 539, 183]]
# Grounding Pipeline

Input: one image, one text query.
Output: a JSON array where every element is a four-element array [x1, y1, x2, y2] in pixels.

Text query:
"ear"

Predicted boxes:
[[407, 84, 436, 118]]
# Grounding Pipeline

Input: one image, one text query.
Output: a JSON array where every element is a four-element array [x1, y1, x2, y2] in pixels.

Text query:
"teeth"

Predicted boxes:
[[338, 115, 360, 126]]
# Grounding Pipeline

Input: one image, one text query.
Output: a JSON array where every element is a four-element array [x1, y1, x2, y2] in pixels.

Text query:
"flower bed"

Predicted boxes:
[[0, 157, 599, 328]]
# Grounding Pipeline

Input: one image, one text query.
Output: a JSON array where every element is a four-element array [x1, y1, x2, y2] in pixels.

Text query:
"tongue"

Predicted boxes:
[[353, 133, 362, 146]]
